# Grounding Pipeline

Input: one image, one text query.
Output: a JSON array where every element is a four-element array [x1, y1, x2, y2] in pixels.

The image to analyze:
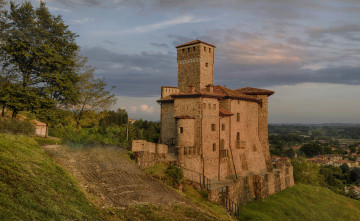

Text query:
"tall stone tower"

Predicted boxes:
[[176, 40, 215, 92]]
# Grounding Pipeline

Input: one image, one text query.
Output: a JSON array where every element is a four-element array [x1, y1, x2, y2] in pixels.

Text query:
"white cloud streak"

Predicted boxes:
[[70, 18, 95, 24], [118, 15, 213, 35]]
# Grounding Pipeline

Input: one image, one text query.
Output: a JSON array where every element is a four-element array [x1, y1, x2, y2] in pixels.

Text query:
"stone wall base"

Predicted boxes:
[[208, 165, 294, 206]]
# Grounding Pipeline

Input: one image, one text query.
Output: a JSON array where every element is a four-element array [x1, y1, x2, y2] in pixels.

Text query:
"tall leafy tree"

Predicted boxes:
[[0, 1, 79, 117], [68, 64, 117, 132]]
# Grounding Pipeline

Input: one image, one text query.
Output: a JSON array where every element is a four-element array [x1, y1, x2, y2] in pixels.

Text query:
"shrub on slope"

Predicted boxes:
[[0, 134, 102, 220]]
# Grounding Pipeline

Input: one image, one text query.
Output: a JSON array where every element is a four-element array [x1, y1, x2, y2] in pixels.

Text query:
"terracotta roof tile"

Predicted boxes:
[[219, 105, 233, 116], [156, 96, 175, 103], [236, 87, 274, 96], [176, 40, 216, 48], [170, 85, 262, 104]]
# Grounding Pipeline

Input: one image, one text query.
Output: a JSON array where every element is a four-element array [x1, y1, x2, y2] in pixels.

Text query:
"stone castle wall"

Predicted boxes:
[[209, 163, 294, 205], [160, 102, 176, 143], [132, 140, 168, 169]]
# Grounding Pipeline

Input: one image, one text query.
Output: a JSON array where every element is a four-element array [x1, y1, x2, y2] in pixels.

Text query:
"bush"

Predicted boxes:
[[0, 118, 35, 135], [165, 165, 183, 188]]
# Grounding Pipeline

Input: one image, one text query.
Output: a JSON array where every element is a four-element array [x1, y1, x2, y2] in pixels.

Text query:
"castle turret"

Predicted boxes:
[[176, 40, 215, 92]]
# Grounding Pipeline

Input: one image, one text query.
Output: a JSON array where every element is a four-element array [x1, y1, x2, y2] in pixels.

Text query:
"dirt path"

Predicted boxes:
[[43, 145, 185, 208]]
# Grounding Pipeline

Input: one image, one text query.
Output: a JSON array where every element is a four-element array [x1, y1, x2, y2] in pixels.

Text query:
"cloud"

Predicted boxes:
[[140, 104, 155, 113], [81, 47, 177, 97], [150, 42, 169, 48], [49, 0, 143, 8], [47, 6, 71, 12], [307, 24, 360, 39], [117, 15, 213, 35], [70, 18, 94, 24]]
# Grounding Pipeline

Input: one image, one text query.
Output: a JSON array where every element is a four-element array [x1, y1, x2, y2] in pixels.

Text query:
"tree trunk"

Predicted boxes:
[[1, 105, 5, 117], [45, 123, 48, 138], [12, 109, 17, 118], [76, 121, 80, 133]]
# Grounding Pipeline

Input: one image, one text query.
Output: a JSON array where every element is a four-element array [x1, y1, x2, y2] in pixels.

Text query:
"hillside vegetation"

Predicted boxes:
[[237, 184, 360, 221], [0, 134, 102, 220]]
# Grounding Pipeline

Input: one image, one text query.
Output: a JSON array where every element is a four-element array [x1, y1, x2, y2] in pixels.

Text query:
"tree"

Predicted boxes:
[[285, 148, 295, 159], [0, 1, 79, 117], [300, 142, 323, 157], [99, 108, 128, 128], [69, 67, 116, 132], [292, 158, 324, 186]]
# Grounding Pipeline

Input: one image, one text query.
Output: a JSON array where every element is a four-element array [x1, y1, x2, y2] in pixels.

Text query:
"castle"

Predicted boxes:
[[157, 40, 275, 180], [133, 40, 294, 210]]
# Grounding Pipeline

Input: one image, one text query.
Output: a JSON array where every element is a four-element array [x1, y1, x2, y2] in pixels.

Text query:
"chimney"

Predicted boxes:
[[206, 84, 213, 93], [189, 85, 195, 93]]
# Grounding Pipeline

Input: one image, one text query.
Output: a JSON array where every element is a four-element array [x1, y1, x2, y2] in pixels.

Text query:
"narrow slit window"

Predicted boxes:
[[209, 48, 211, 53], [220, 139, 225, 149], [213, 143, 216, 151], [180, 127, 183, 134], [222, 124, 225, 131], [237, 113, 240, 122], [211, 124, 216, 131], [213, 104, 216, 110], [204, 46, 206, 51], [208, 103, 211, 109], [182, 49, 185, 53], [188, 48, 190, 52], [193, 46, 195, 51], [206, 62, 208, 67]]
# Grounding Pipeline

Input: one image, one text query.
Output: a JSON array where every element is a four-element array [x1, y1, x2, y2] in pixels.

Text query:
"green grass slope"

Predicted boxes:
[[238, 184, 360, 221], [0, 134, 102, 220]]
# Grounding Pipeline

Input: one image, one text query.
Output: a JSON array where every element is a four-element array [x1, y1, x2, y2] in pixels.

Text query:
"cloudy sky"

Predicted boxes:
[[13, 0, 360, 123]]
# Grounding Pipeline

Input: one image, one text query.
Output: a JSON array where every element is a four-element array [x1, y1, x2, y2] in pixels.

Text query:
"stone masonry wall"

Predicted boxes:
[[208, 164, 294, 205], [132, 140, 169, 169], [177, 43, 214, 92], [160, 102, 176, 143]]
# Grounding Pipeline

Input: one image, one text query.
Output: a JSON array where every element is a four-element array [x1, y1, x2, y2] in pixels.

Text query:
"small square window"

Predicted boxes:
[[188, 48, 190, 52], [213, 104, 216, 110], [211, 124, 216, 131], [180, 127, 183, 134], [204, 46, 206, 51], [208, 103, 211, 109], [182, 49, 184, 53], [193, 46, 195, 51], [209, 48, 211, 53], [212, 143, 216, 151], [222, 124, 225, 131]]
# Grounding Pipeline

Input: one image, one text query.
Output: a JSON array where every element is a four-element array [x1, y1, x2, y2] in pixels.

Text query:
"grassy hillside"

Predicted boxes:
[[238, 184, 360, 221], [0, 134, 102, 220]]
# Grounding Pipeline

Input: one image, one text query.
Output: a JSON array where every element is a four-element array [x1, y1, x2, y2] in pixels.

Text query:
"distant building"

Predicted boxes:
[[128, 119, 137, 124], [33, 120, 47, 137]]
